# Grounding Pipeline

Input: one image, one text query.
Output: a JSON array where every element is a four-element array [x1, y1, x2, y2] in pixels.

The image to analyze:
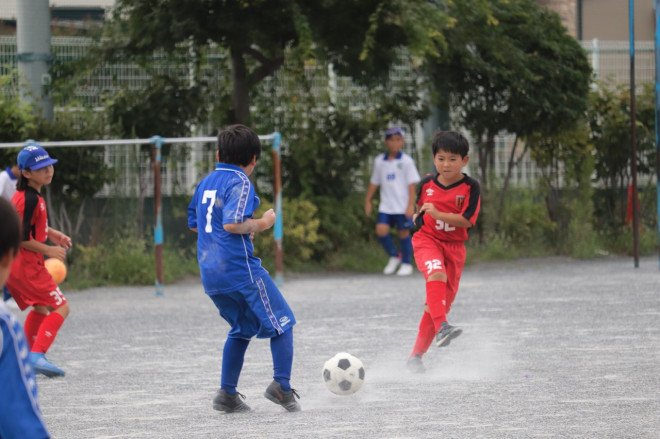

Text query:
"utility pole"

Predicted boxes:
[[16, 0, 54, 121]]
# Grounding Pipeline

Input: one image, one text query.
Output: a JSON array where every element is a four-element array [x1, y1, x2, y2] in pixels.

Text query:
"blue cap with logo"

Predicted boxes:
[[17, 143, 58, 171], [384, 126, 405, 138]]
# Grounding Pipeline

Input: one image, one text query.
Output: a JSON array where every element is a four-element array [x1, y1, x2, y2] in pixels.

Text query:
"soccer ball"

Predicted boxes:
[[322, 352, 365, 395], [45, 258, 67, 284]]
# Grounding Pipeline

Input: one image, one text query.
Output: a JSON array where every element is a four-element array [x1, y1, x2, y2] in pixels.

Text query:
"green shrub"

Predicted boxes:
[[253, 197, 322, 269], [65, 235, 198, 289]]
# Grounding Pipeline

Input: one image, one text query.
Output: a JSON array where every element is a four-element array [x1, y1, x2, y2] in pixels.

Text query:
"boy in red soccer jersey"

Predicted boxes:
[[406, 131, 481, 373], [6, 144, 72, 378]]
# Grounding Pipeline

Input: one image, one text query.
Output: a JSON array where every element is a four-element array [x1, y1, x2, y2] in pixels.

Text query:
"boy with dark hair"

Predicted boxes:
[[406, 130, 481, 373], [187, 124, 300, 413], [0, 162, 19, 304], [0, 197, 51, 438], [365, 126, 421, 275]]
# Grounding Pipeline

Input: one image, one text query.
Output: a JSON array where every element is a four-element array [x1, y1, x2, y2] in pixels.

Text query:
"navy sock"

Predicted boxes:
[[220, 337, 250, 395], [270, 329, 294, 392], [400, 235, 412, 263], [378, 235, 398, 258]]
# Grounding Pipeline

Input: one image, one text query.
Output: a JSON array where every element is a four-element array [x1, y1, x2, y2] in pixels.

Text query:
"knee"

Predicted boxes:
[[54, 303, 70, 319], [427, 272, 447, 282], [376, 224, 390, 237], [398, 229, 410, 239]]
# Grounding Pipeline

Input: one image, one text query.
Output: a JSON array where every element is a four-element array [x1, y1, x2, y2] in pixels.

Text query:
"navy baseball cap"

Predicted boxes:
[[17, 144, 58, 171], [384, 126, 405, 138]]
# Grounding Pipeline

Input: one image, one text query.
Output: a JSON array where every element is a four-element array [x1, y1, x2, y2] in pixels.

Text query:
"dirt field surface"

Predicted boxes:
[[20, 256, 660, 438]]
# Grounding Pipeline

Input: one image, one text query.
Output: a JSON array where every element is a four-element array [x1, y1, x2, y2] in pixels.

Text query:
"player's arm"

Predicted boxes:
[[224, 209, 276, 234], [364, 183, 378, 216], [420, 203, 474, 228], [405, 183, 416, 218], [48, 227, 72, 249], [21, 240, 67, 261]]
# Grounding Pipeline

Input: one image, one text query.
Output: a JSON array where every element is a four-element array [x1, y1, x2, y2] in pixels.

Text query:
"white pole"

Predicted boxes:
[[16, 0, 54, 121]]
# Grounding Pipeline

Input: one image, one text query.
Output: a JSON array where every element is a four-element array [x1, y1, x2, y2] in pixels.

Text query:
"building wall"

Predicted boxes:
[[536, 0, 578, 37], [582, 0, 654, 41], [535, 0, 655, 41]]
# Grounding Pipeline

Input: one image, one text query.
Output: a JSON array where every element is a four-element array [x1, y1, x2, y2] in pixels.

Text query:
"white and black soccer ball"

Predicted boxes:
[[322, 352, 365, 395]]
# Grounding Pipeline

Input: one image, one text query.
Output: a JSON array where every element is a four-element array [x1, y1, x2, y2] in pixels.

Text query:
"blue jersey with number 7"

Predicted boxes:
[[187, 163, 268, 295]]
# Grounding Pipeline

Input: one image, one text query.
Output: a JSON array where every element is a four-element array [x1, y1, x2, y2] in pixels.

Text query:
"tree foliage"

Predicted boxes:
[[110, 0, 450, 125], [431, 0, 592, 189]]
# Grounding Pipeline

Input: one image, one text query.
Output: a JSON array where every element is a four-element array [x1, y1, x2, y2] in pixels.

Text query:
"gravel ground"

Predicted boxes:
[[18, 256, 660, 438]]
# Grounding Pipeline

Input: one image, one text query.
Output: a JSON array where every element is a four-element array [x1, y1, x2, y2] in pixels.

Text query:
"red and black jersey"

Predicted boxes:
[[12, 187, 49, 245], [414, 173, 481, 242]]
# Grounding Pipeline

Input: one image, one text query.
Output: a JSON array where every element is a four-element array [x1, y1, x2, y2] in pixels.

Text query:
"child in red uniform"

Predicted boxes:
[[407, 131, 481, 373], [6, 144, 72, 378]]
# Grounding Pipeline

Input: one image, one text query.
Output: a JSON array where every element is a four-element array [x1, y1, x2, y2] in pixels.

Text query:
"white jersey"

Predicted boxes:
[[0, 168, 17, 201], [370, 151, 421, 214]]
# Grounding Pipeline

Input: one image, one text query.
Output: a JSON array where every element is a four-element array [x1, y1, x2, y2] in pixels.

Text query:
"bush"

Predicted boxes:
[[65, 234, 198, 289], [253, 197, 322, 270]]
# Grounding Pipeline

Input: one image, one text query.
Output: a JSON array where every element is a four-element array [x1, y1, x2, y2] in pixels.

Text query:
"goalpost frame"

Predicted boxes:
[[0, 133, 284, 294]]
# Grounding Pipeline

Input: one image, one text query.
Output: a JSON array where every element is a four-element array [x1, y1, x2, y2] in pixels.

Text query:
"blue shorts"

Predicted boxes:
[[209, 275, 296, 339], [377, 213, 413, 230]]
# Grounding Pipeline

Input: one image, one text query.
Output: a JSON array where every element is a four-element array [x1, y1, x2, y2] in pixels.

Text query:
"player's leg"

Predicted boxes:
[[28, 283, 68, 377], [243, 275, 301, 412], [412, 238, 461, 347], [377, 213, 401, 274], [395, 215, 414, 276], [23, 308, 47, 348], [407, 307, 435, 373], [444, 242, 466, 315], [209, 292, 254, 413]]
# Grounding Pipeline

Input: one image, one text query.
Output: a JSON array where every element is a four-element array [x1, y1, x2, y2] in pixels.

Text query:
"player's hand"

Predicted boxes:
[[49, 229, 72, 249], [420, 203, 440, 220], [261, 209, 276, 230], [405, 205, 415, 219], [46, 246, 67, 261], [364, 202, 372, 216], [250, 232, 255, 241]]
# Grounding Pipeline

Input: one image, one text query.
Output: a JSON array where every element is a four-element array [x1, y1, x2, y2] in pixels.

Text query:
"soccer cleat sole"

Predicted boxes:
[[436, 327, 462, 347], [264, 390, 301, 412], [212, 402, 251, 413]]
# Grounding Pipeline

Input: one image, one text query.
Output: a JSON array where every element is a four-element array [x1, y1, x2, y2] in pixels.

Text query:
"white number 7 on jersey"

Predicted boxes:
[[202, 190, 217, 233]]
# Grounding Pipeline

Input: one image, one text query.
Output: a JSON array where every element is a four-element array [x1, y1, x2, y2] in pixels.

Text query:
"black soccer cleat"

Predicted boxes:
[[264, 380, 301, 412], [406, 354, 426, 374], [212, 389, 251, 413], [435, 322, 462, 347]]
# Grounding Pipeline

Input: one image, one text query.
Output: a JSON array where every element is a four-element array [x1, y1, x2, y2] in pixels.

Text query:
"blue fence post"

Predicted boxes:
[[151, 136, 164, 296]]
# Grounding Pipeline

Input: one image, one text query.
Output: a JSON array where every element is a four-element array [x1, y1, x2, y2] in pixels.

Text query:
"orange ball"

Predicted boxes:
[[45, 258, 67, 284]]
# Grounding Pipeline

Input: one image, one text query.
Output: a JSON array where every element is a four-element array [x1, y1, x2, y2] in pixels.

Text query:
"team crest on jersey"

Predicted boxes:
[[425, 188, 434, 197], [456, 195, 465, 209]]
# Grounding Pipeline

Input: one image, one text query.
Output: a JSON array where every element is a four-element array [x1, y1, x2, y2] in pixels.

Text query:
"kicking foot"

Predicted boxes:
[[435, 322, 462, 347], [264, 380, 301, 412], [213, 389, 251, 413], [29, 352, 65, 378]]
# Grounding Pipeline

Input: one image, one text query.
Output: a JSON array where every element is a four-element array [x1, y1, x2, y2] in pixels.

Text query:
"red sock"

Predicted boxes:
[[425, 280, 447, 331], [411, 311, 435, 357], [31, 312, 65, 354], [23, 310, 47, 349]]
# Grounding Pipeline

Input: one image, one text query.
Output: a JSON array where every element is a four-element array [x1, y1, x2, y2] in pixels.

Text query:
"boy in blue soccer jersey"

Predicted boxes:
[[188, 124, 300, 413], [0, 197, 50, 438]]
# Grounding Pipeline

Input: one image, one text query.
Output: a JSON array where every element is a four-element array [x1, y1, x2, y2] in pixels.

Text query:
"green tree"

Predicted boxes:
[[110, 0, 450, 125], [587, 81, 656, 230], [431, 0, 591, 191]]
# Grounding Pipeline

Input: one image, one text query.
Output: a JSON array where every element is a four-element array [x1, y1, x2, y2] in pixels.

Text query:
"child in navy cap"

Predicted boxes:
[[6, 143, 72, 378]]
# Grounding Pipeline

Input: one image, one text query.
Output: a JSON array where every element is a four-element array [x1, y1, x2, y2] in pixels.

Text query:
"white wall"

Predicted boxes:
[[1, 0, 116, 20]]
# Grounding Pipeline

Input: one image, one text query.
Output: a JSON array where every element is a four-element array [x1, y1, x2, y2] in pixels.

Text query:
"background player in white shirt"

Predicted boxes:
[[364, 127, 421, 275]]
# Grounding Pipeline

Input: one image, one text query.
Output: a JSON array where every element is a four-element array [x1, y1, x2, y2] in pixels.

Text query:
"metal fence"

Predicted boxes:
[[0, 36, 655, 193]]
